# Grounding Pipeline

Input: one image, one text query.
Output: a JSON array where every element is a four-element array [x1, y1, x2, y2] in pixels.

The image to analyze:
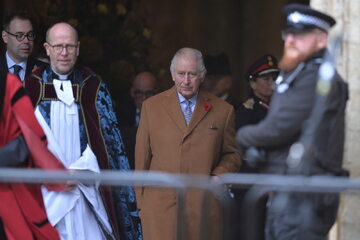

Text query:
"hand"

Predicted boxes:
[[211, 175, 220, 182], [65, 169, 77, 191], [65, 180, 77, 190]]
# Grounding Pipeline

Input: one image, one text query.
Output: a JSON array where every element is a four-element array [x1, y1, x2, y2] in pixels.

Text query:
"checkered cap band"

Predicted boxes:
[[288, 11, 331, 31]]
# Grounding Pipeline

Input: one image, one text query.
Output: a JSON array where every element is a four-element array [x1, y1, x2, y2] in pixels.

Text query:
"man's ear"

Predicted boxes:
[[317, 31, 328, 49], [43, 42, 50, 56], [76, 41, 80, 56], [2, 31, 8, 44]]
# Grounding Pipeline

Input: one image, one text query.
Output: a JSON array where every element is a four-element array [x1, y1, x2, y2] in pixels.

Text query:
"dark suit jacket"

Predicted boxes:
[[0, 53, 45, 81], [235, 94, 269, 130], [224, 94, 240, 110], [115, 95, 138, 169]]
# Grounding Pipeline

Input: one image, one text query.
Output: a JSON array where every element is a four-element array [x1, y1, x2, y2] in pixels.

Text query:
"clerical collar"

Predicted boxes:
[[51, 69, 74, 80]]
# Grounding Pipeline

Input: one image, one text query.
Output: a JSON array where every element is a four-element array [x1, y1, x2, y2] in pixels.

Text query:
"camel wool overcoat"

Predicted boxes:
[[135, 86, 241, 240]]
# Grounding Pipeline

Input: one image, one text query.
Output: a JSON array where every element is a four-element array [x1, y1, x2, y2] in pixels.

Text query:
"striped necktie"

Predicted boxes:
[[184, 100, 192, 125]]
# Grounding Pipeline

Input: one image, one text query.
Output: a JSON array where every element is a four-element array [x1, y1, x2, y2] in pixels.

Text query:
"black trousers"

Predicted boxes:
[[0, 218, 7, 240], [231, 186, 268, 240]]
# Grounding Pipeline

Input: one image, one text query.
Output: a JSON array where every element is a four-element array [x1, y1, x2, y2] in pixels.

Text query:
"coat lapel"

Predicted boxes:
[[163, 86, 187, 133], [25, 57, 35, 78], [0, 53, 9, 76], [184, 89, 211, 138], [25, 57, 42, 78]]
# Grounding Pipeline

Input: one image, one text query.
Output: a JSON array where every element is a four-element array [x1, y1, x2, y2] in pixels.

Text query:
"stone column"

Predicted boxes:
[[311, 1, 360, 240]]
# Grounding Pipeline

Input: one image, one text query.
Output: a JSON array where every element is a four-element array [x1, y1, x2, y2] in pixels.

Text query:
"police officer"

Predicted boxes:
[[236, 54, 279, 130], [237, 4, 348, 240]]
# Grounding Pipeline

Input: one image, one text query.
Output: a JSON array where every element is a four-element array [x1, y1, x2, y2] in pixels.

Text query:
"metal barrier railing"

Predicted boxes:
[[2, 169, 359, 192], [1, 168, 359, 240]]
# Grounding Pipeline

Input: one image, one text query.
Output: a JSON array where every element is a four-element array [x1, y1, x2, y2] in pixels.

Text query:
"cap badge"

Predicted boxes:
[[268, 56, 274, 66], [289, 11, 301, 23]]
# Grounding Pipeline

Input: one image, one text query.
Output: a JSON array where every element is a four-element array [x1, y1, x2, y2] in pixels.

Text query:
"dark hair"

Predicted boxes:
[[2, 10, 33, 31]]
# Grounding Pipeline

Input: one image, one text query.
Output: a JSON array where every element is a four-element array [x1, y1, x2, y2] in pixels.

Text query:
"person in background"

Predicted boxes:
[[117, 71, 158, 169], [1, 10, 44, 81], [236, 54, 279, 130], [203, 53, 240, 109], [233, 54, 279, 240]]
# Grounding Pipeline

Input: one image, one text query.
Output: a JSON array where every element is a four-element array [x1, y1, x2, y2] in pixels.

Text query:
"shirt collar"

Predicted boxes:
[[6, 52, 27, 71], [177, 91, 198, 105], [220, 93, 229, 101]]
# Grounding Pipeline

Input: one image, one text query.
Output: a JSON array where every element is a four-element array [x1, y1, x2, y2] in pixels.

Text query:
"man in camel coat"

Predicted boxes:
[[135, 47, 241, 240]]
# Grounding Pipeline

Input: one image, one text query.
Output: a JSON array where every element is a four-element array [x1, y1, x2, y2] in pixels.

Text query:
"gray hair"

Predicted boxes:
[[170, 47, 207, 78]]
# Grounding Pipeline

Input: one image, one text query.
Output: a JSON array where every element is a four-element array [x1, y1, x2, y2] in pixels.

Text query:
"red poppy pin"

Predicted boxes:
[[203, 102, 211, 111]]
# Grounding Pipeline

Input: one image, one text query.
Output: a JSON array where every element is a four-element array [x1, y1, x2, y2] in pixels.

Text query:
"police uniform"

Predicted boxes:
[[237, 4, 348, 240]]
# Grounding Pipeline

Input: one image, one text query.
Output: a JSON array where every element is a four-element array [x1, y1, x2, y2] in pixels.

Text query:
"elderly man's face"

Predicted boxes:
[[172, 56, 204, 99], [131, 72, 157, 110], [44, 24, 79, 75], [2, 18, 34, 63]]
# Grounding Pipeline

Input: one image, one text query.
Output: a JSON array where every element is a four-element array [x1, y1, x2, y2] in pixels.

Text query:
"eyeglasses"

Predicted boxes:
[[133, 89, 156, 98], [5, 30, 35, 41], [47, 43, 78, 54]]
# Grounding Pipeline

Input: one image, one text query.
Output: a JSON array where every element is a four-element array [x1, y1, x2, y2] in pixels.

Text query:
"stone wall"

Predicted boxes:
[[311, 1, 360, 239]]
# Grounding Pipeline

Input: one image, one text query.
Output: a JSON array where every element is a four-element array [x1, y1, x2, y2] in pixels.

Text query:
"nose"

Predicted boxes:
[[284, 33, 296, 44], [184, 73, 191, 84], [22, 36, 30, 44], [60, 47, 69, 55]]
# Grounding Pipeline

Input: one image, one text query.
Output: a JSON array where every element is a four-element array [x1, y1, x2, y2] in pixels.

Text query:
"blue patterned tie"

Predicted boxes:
[[184, 100, 192, 125]]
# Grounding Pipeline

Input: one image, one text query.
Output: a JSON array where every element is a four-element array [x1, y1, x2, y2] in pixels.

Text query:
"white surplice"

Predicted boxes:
[[36, 77, 114, 240]]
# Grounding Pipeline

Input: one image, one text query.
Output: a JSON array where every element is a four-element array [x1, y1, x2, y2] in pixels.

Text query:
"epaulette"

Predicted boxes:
[[243, 98, 255, 109]]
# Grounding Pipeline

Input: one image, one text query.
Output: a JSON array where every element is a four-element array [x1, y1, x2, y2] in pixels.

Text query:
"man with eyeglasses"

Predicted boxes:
[[117, 71, 158, 169], [236, 4, 348, 240], [1, 10, 44, 81], [24, 22, 142, 240], [130, 71, 158, 127]]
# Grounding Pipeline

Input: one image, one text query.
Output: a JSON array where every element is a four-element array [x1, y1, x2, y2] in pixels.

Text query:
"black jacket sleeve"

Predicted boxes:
[[0, 134, 29, 167]]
